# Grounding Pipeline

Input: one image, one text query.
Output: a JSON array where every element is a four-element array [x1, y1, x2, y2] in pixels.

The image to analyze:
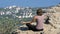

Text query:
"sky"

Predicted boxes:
[[0, 0, 60, 8]]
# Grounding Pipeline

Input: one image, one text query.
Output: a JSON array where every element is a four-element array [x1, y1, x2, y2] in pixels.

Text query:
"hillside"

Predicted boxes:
[[0, 4, 60, 34]]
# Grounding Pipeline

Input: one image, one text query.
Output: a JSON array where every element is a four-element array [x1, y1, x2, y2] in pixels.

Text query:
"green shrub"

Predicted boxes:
[[0, 17, 19, 34]]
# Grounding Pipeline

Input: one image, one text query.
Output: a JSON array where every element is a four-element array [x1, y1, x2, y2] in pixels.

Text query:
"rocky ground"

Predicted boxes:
[[14, 13, 60, 34]]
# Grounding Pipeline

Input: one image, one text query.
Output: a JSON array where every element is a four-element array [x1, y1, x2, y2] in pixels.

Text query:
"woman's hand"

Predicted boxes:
[[21, 22, 26, 24]]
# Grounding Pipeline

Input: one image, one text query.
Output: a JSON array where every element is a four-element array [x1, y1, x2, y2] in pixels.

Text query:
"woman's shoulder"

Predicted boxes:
[[33, 15, 38, 18]]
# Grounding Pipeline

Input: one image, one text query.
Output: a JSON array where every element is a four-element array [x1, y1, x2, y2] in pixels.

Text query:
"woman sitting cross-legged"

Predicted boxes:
[[22, 8, 46, 31]]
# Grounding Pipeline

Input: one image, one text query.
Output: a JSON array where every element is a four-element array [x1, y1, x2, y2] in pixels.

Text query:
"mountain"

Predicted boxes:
[[0, 3, 60, 19], [0, 6, 36, 20]]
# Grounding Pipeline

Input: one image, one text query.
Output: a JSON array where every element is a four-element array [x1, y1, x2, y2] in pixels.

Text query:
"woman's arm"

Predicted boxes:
[[22, 16, 36, 24], [29, 16, 36, 24]]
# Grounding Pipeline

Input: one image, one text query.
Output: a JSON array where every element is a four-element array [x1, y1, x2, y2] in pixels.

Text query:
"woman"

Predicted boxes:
[[22, 8, 45, 31]]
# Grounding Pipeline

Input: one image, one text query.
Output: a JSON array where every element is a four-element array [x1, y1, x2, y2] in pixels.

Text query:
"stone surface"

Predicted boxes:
[[16, 12, 60, 34], [15, 5, 60, 34]]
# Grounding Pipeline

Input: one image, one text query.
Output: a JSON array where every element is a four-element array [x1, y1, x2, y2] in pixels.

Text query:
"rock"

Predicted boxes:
[[49, 13, 60, 29], [15, 12, 60, 34]]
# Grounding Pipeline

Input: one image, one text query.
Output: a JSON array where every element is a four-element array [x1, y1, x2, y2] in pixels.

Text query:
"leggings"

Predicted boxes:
[[26, 23, 43, 31]]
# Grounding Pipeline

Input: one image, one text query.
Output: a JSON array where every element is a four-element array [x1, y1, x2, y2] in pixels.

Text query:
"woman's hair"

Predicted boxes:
[[36, 8, 43, 16]]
